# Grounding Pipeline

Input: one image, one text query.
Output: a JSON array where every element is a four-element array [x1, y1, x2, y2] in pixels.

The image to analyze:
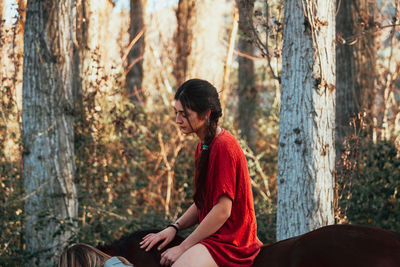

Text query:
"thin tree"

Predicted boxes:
[[336, 0, 376, 154], [277, 0, 336, 240], [236, 0, 257, 150], [23, 1, 78, 266], [174, 0, 197, 87], [128, 0, 147, 104], [0, 2, 6, 89]]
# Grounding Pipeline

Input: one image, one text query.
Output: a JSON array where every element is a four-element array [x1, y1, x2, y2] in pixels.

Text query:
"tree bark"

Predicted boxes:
[[174, 0, 196, 87], [277, 0, 336, 241], [236, 0, 257, 150], [336, 0, 376, 153], [0, 2, 6, 90], [128, 0, 146, 104], [23, 1, 78, 265]]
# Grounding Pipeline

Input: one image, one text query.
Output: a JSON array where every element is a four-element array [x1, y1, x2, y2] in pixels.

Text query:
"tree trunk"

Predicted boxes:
[[174, 0, 229, 89], [128, 0, 146, 104], [236, 0, 257, 150], [174, 0, 196, 87], [277, 0, 336, 241], [23, 1, 78, 266], [0, 2, 6, 92], [336, 0, 376, 154]]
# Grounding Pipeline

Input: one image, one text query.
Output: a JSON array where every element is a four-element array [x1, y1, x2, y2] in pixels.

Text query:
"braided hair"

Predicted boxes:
[[174, 79, 222, 208]]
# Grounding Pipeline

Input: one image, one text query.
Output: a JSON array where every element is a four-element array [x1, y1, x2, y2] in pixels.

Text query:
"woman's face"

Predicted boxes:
[[174, 100, 207, 136]]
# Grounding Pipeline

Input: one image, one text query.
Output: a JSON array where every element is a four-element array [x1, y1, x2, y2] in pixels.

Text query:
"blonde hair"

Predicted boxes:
[[57, 243, 132, 267]]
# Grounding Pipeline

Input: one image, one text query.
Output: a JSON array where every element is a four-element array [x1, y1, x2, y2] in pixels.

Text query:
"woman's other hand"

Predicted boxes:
[[160, 245, 186, 266], [140, 227, 177, 252]]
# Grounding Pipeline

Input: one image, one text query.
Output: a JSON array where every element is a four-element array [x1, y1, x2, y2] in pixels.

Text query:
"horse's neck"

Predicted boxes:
[[97, 243, 118, 256]]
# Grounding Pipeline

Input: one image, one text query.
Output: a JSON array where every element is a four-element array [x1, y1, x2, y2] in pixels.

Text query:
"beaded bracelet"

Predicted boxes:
[[167, 224, 179, 232]]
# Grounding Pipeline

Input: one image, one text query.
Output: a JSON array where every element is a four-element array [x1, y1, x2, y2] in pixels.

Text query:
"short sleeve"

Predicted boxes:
[[208, 143, 236, 206]]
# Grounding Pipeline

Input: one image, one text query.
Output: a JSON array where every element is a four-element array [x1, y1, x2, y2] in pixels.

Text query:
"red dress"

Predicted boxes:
[[195, 129, 263, 267]]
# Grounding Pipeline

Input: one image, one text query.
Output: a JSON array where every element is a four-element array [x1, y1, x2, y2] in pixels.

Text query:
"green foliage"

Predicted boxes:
[[337, 136, 400, 232]]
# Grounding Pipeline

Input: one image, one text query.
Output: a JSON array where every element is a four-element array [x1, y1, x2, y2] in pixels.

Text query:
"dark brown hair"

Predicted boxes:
[[174, 79, 222, 208]]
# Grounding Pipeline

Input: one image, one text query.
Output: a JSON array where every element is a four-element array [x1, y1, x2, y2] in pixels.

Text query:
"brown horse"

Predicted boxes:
[[98, 224, 400, 267]]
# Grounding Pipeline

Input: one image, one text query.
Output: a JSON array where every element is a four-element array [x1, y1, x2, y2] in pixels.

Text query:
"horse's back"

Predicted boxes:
[[253, 224, 400, 267]]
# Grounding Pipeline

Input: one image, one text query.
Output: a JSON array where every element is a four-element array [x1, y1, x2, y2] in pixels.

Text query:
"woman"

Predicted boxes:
[[140, 79, 262, 267], [57, 243, 133, 267]]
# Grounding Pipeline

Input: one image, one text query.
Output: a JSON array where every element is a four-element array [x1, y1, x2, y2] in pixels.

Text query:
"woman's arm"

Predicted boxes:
[[159, 195, 232, 265], [172, 203, 198, 231], [179, 195, 232, 250]]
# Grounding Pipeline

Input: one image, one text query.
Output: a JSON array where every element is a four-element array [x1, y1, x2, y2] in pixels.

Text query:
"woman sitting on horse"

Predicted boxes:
[[140, 79, 263, 267]]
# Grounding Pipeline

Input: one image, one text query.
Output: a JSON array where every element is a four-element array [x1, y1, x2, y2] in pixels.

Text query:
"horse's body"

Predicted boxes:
[[98, 224, 400, 267], [253, 224, 400, 267]]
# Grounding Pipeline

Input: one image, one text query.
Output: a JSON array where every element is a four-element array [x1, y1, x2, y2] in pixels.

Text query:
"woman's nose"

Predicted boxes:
[[175, 114, 182, 124]]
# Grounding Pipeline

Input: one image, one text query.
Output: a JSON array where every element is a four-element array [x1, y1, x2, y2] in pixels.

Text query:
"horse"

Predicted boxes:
[[98, 224, 400, 267]]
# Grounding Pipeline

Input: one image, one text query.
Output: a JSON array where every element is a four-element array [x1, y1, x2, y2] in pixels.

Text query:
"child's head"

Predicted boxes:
[[57, 243, 132, 267]]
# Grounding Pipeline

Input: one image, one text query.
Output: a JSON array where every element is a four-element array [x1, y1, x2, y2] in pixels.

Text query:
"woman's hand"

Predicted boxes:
[[140, 227, 177, 252], [160, 245, 186, 266]]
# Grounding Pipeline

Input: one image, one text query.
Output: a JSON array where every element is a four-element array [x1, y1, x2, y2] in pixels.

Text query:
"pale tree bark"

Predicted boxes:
[[23, 1, 78, 266], [128, 0, 147, 104], [174, 0, 230, 89], [236, 0, 257, 150], [277, 0, 336, 241], [336, 0, 376, 154]]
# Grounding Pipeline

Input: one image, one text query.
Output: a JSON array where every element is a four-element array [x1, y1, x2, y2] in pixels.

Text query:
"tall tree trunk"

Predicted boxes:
[[277, 0, 336, 241], [128, 0, 146, 104], [336, 0, 376, 154], [174, 0, 229, 89], [174, 0, 196, 87], [236, 0, 257, 150], [0, 2, 6, 92], [23, 1, 78, 266]]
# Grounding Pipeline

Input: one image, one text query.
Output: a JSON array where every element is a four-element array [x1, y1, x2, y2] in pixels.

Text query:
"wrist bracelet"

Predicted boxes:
[[167, 224, 179, 233]]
